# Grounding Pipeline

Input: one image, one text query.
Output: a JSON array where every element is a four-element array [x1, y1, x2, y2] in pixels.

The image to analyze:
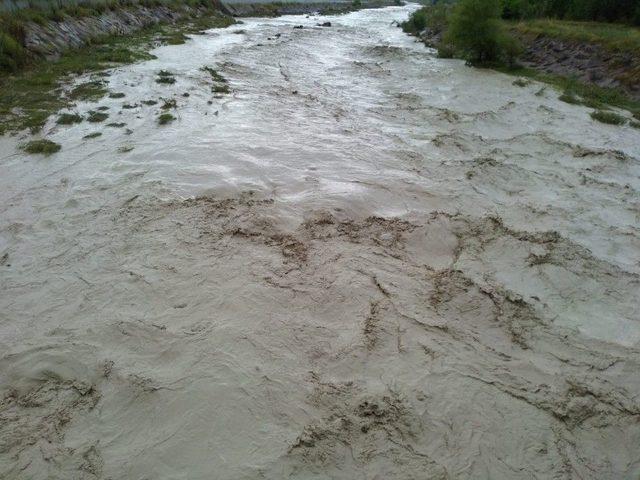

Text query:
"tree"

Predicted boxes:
[[443, 0, 509, 63]]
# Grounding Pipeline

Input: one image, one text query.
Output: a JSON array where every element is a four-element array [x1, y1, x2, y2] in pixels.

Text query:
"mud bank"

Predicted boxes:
[[0, 5, 639, 479]]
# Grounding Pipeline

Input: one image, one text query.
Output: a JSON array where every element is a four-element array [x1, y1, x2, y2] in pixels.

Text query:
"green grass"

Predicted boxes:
[[509, 19, 640, 90], [162, 32, 189, 45], [56, 113, 83, 125], [156, 71, 176, 84], [158, 113, 176, 125], [590, 110, 627, 125], [510, 19, 640, 55], [0, 7, 234, 135], [83, 132, 102, 139], [109, 92, 126, 99], [20, 139, 61, 155], [161, 98, 177, 110], [513, 78, 531, 87], [201, 66, 227, 83], [141, 99, 158, 105], [68, 80, 108, 101], [496, 65, 640, 114], [87, 111, 109, 122], [106, 122, 126, 127], [212, 84, 230, 94]]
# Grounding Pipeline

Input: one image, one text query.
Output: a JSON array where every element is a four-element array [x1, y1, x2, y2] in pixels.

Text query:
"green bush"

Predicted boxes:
[[0, 31, 27, 72], [590, 110, 627, 125], [444, 0, 518, 64], [21, 139, 61, 155], [401, 4, 451, 35], [158, 113, 176, 125]]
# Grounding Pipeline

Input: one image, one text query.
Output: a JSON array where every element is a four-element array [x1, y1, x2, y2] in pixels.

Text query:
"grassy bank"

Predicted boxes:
[[402, 3, 640, 117], [0, 0, 225, 72], [495, 65, 640, 114], [0, 5, 234, 135], [509, 18, 640, 54]]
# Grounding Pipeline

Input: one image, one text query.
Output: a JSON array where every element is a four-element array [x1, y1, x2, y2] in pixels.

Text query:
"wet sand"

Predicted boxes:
[[1, 6, 639, 479]]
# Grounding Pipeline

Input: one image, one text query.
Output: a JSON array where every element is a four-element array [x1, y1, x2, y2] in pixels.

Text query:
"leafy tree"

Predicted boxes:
[[444, 0, 515, 63]]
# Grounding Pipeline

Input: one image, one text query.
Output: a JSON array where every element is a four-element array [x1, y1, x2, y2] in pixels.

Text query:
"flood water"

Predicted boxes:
[[1, 5, 639, 479]]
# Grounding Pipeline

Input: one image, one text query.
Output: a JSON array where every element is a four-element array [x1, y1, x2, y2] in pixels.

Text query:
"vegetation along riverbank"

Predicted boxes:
[[0, 0, 394, 136], [401, 0, 640, 124]]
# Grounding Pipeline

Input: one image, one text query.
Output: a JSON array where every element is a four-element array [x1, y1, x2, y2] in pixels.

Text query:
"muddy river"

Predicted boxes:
[[1, 5, 639, 479]]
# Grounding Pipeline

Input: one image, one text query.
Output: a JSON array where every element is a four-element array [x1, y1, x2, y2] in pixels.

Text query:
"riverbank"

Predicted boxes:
[[1, 0, 396, 72], [0, 6, 235, 135], [511, 19, 640, 100], [402, 6, 640, 114], [0, 0, 396, 136]]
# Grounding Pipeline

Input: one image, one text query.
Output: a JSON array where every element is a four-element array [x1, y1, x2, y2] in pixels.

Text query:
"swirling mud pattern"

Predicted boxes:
[[1, 5, 639, 479]]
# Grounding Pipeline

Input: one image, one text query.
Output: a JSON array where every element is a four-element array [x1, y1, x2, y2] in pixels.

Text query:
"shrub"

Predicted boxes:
[[0, 31, 26, 72], [401, 4, 451, 35], [559, 92, 581, 104], [158, 113, 176, 125], [444, 0, 518, 64], [56, 113, 83, 125], [87, 111, 109, 122], [212, 84, 230, 94], [21, 139, 61, 155]]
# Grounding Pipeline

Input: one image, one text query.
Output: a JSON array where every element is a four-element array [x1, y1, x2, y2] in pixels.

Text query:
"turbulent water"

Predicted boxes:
[[1, 5, 640, 479]]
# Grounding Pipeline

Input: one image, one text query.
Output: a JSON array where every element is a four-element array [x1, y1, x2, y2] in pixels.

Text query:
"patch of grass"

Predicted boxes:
[[559, 92, 581, 104], [156, 72, 176, 85], [496, 66, 640, 114], [56, 113, 83, 125], [161, 98, 177, 110], [109, 92, 126, 99], [212, 84, 230, 94], [83, 132, 102, 139], [87, 111, 109, 122], [162, 32, 189, 45], [590, 110, 627, 125], [158, 113, 176, 125], [106, 122, 126, 127], [201, 66, 227, 83], [21, 139, 61, 155], [68, 81, 107, 101], [513, 78, 531, 87], [122, 103, 138, 109], [0, 31, 27, 72], [510, 19, 640, 57], [141, 99, 158, 105], [631, 121, 640, 129], [118, 145, 134, 153]]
